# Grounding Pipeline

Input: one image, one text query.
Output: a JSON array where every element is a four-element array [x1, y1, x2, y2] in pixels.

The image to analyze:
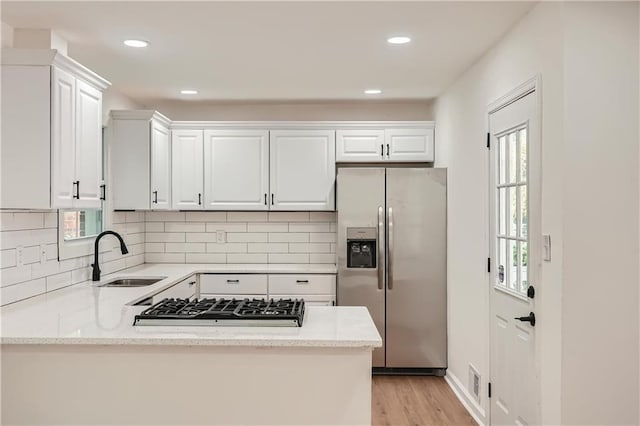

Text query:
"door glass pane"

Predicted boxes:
[[509, 240, 518, 290], [519, 185, 528, 238], [498, 238, 506, 286], [509, 132, 517, 183], [519, 128, 528, 182], [509, 186, 517, 237], [520, 241, 528, 293], [499, 136, 506, 184], [498, 188, 506, 235]]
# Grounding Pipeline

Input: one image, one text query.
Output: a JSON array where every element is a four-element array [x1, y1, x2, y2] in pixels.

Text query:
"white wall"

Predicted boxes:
[[436, 2, 639, 424], [102, 87, 142, 125], [144, 100, 434, 122], [561, 2, 639, 424]]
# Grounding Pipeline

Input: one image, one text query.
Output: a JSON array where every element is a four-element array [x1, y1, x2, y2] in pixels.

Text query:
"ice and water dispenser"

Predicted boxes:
[[346, 228, 377, 268]]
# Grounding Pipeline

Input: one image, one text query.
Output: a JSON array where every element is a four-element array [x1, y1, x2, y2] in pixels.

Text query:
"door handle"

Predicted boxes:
[[386, 143, 390, 157], [264, 193, 267, 205], [296, 280, 309, 284], [152, 191, 158, 204], [514, 312, 536, 327], [387, 207, 393, 290], [380, 144, 384, 158], [377, 206, 384, 290], [100, 184, 106, 201], [73, 181, 80, 199], [226, 279, 240, 284], [198, 193, 202, 205], [271, 194, 274, 205]]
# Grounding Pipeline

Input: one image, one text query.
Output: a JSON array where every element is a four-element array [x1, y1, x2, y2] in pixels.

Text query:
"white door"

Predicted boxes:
[[73, 79, 103, 208], [269, 130, 335, 211], [336, 129, 385, 162], [203, 130, 269, 210], [51, 67, 76, 208], [385, 128, 434, 162], [151, 121, 171, 209], [489, 90, 539, 425], [172, 129, 204, 209]]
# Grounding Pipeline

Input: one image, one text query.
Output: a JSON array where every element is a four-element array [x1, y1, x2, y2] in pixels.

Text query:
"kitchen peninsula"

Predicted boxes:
[[1, 264, 381, 426]]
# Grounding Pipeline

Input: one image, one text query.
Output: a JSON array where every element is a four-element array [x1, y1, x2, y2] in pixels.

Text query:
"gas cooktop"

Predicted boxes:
[[133, 298, 305, 327]]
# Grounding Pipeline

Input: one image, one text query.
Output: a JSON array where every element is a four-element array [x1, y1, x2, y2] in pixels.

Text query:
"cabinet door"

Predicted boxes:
[[385, 128, 434, 162], [151, 121, 171, 209], [171, 129, 204, 209], [74, 79, 103, 208], [336, 129, 385, 162], [270, 130, 335, 211], [153, 276, 197, 303], [203, 130, 269, 210], [51, 67, 76, 208]]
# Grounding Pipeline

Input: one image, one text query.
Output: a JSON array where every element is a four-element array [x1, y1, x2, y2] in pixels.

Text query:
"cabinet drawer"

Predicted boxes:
[[199, 294, 267, 300], [268, 274, 336, 295], [276, 294, 335, 306], [199, 274, 268, 295], [153, 275, 197, 303]]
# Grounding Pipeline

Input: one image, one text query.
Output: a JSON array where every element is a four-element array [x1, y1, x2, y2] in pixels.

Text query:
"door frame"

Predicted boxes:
[[487, 75, 543, 425]]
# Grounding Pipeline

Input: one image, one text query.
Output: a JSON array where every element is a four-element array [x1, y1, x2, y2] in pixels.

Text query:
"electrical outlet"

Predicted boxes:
[[216, 230, 226, 244], [16, 245, 24, 267], [40, 244, 47, 264], [543, 234, 552, 261]]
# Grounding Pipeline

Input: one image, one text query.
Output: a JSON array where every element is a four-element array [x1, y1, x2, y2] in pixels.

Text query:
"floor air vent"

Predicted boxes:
[[468, 364, 481, 403]]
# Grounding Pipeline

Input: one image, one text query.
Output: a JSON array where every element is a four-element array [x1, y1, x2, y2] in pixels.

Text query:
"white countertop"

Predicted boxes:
[[0, 263, 382, 349]]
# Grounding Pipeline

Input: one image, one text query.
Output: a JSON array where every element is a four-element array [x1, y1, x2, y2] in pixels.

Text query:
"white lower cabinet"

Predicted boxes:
[[199, 274, 268, 296], [268, 274, 336, 306], [277, 294, 336, 306], [152, 275, 197, 303]]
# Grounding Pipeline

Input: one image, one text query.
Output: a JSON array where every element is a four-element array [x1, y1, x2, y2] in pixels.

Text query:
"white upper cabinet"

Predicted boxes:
[[203, 130, 269, 210], [73, 79, 103, 208], [336, 127, 434, 163], [385, 128, 434, 162], [1, 50, 110, 209], [336, 129, 385, 162], [110, 111, 171, 210], [151, 122, 171, 209], [270, 130, 335, 211], [172, 129, 204, 210]]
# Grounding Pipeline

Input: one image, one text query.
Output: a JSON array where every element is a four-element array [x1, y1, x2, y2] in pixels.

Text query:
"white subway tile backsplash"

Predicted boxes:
[[71, 267, 91, 284], [268, 253, 309, 264], [227, 212, 268, 222], [125, 254, 145, 268], [1, 249, 17, 269], [330, 223, 337, 232], [330, 243, 336, 253], [125, 233, 145, 245], [145, 211, 186, 222], [268, 212, 309, 222], [309, 233, 337, 243], [145, 222, 164, 232], [0, 228, 57, 250], [205, 222, 248, 232], [310, 212, 336, 222], [165, 243, 206, 253], [186, 233, 221, 243], [112, 212, 127, 224], [186, 253, 226, 264], [44, 212, 58, 228], [126, 212, 144, 223], [101, 258, 127, 275], [0, 212, 44, 231], [1, 265, 32, 287], [46, 271, 72, 292], [248, 243, 288, 253], [145, 243, 165, 253], [289, 243, 331, 253], [126, 222, 145, 234], [146, 233, 186, 243], [227, 253, 268, 263], [165, 222, 205, 233], [45, 244, 57, 261], [22, 244, 45, 265], [247, 222, 288, 233], [206, 243, 247, 253], [1, 278, 46, 305], [268, 233, 309, 243], [227, 233, 268, 243], [289, 223, 331, 233], [145, 253, 186, 263], [186, 211, 226, 222], [309, 253, 336, 264], [31, 260, 61, 279]]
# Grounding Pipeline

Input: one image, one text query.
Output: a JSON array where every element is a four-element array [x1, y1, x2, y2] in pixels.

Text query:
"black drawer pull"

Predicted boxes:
[[226, 279, 239, 283], [73, 181, 80, 199], [188, 281, 196, 286], [152, 191, 158, 203], [296, 280, 309, 283], [100, 184, 106, 201]]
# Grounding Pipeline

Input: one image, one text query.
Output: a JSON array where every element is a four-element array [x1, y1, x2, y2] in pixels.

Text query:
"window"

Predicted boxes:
[[495, 126, 528, 295]]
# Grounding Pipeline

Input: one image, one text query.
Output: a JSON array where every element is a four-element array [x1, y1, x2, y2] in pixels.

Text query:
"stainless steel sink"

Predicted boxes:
[[99, 277, 166, 287]]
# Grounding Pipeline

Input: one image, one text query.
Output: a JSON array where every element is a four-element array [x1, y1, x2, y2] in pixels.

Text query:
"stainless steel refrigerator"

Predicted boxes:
[[337, 167, 447, 374]]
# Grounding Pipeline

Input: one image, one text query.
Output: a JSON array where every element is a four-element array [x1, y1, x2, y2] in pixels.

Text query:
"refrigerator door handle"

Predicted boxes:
[[388, 207, 394, 290], [378, 206, 384, 290]]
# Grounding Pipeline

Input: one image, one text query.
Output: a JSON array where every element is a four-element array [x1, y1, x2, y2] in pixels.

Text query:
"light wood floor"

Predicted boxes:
[[372, 376, 477, 426]]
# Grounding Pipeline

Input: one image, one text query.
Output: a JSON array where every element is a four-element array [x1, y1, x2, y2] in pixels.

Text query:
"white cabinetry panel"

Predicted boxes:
[[203, 130, 269, 210], [151, 122, 171, 209], [153, 276, 196, 303], [270, 130, 335, 211], [268, 274, 336, 295], [199, 274, 268, 295], [74, 79, 103, 208], [51, 67, 76, 208], [336, 129, 385, 162], [172, 129, 203, 210], [385, 128, 434, 162]]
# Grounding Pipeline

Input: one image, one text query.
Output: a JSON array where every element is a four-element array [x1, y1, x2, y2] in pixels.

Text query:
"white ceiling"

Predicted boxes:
[[1, 1, 536, 104]]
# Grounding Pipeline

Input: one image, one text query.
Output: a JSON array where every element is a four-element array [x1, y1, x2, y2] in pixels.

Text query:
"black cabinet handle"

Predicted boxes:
[[152, 191, 158, 204], [386, 143, 390, 157], [514, 312, 536, 327], [271, 194, 274, 205], [100, 184, 106, 201], [188, 281, 196, 286], [226, 279, 239, 283], [296, 280, 309, 283], [198, 193, 202, 205], [73, 181, 80, 199], [380, 144, 384, 158], [264, 193, 267, 205]]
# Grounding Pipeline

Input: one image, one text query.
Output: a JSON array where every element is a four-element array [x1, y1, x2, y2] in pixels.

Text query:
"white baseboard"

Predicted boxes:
[[445, 370, 486, 426]]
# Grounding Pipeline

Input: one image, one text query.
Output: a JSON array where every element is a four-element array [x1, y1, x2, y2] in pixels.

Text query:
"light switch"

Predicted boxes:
[[543, 234, 551, 261], [216, 230, 226, 243]]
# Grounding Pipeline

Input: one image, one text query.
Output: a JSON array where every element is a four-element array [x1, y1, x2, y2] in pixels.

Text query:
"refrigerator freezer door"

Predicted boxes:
[[337, 168, 386, 367], [385, 168, 447, 368]]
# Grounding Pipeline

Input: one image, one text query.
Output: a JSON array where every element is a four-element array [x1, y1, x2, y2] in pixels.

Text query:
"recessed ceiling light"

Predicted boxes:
[[180, 89, 198, 95], [387, 36, 411, 45], [123, 39, 149, 48], [364, 89, 382, 95]]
